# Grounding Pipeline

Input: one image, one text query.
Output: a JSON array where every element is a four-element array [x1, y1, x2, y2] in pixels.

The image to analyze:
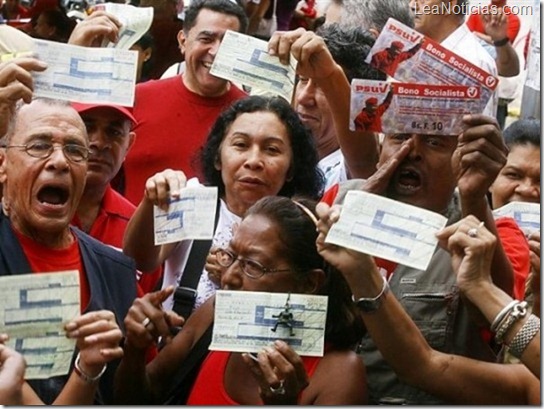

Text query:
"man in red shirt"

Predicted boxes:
[[71, 102, 162, 293], [122, 0, 248, 205]]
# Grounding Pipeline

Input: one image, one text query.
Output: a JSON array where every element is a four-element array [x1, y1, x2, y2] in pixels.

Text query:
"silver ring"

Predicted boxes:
[[141, 317, 151, 328], [467, 227, 478, 238], [269, 380, 286, 395]]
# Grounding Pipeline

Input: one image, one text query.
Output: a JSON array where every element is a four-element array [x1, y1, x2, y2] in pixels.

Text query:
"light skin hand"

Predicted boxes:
[[0, 58, 47, 136], [482, 11, 508, 42], [124, 286, 184, 351], [68, 10, 122, 47], [205, 246, 224, 286], [268, 29, 337, 81], [0, 334, 25, 405], [144, 169, 187, 211], [435, 216, 496, 293], [64, 310, 124, 376]]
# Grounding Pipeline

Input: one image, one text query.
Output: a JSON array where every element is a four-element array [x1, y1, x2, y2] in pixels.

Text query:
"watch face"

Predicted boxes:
[[356, 299, 380, 312]]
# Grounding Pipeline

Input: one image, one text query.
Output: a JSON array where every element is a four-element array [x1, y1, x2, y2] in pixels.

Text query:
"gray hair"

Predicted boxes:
[[339, 0, 414, 32]]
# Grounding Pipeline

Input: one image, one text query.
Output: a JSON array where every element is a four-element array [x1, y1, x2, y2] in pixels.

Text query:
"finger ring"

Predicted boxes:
[[141, 317, 151, 328], [269, 380, 286, 395], [468, 221, 485, 238]]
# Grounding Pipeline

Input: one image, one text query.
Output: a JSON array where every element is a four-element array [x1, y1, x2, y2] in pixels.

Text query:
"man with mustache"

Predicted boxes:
[[70, 103, 161, 294], [269, 28, 522, 404]]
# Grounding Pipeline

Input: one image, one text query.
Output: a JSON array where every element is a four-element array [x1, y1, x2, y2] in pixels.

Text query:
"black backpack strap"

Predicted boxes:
[[172, 199, 221, 320], [161, 323, 213, 405]]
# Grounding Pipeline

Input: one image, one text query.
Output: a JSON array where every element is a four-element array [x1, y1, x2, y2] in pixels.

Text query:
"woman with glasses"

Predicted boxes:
[[123, 95, 324, 314], [115, 196, 366, 404]]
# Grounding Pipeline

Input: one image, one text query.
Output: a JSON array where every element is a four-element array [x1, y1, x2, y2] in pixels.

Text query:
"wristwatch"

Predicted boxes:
[[353, 277, 390, 313]]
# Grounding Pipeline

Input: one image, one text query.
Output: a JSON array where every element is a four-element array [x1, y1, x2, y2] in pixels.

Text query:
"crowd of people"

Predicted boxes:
[[0, 0, 540, 405]]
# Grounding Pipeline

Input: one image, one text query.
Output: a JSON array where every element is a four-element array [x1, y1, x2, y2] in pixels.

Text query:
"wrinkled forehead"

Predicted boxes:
[[12, 101, 88, 145]]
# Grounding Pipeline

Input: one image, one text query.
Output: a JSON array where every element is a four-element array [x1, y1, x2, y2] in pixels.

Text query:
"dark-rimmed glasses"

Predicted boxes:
[[2, 142, 90, 163], [216, 248, 292, 279]]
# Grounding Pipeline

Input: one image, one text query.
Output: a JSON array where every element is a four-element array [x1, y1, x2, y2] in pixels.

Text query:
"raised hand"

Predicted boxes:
[[0, 57, 47, 137], [68, 10, 122, 47], [435, 215, 497, 294], [144, 169, 188, 210], [452, 114, 508, 202]]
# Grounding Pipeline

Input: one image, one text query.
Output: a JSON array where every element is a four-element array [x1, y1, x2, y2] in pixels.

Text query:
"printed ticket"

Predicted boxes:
[[366, 18, 498, 114], [31, 39, 137, 106], [325, 190, 448, 271], [93, 3, 154, 50], [153, 186, 218, 245], [210, 290, 328, 357], [0, 271, 80, 379], [350, 80, 481, 135], [210, 30, 297, 101], [493, 201, 540, 235]]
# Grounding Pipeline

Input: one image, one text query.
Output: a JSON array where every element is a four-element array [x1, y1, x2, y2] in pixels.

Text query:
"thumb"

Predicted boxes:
[[149, 285, 175, 305]]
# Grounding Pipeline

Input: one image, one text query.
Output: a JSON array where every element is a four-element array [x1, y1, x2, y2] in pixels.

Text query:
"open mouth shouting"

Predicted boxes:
[[36, 183, 70, 214], [394, 167, 422, 196]]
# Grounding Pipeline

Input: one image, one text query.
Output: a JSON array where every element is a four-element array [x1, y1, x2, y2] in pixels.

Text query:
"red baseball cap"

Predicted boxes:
[[366, 97, 378, 105], [71, 102, 138, 127], [390, 41, 404, 50]]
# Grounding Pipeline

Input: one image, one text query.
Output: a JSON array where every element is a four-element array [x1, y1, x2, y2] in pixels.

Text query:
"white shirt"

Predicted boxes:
[[318, 149, 348, 192], [161, 198, 241, 311], [442, 24, 498, 117]]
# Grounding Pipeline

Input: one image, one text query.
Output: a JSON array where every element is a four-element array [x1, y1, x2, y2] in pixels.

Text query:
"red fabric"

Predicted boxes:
[[14, 228, 90, 312], [187, 351, 322, 404], [71, 185, 162, 294], [495, 217, 530, 300], [123, 76, 246, 205], [465, 5, 521, 43]]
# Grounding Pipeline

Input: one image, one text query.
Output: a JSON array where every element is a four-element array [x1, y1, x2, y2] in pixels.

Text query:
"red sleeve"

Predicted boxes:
[[465, 13, 481, 33], [496, 217, 530, 301], [506, 14, 521, 42], [320, 183, 340, 205]]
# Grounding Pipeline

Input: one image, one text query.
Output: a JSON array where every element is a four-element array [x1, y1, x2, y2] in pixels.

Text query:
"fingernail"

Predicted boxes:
[[274, 340, 285, 347], [85, 335, 98, 343], [65, 322, 77, 330]]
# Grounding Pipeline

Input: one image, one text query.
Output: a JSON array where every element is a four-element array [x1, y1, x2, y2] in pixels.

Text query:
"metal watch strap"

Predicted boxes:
[[353, 276, 390, 313]]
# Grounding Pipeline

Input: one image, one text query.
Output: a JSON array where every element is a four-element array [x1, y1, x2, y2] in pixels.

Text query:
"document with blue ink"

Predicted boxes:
[[31, 39, 138, 106], [153, 186, 218, 245], [0, 270, 80, 379], [493, 201, 540, 235], [210, 290, 328, 357], [210, 30, 297, 101], [325, 190, 448, 270]]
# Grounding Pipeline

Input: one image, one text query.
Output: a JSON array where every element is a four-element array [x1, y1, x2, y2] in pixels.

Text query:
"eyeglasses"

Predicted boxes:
[[2, 142, 90, 163], [216, 248, 292, 279]]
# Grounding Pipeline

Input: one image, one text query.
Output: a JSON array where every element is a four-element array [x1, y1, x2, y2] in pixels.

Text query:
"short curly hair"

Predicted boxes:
[[199, 95, 324, 199]]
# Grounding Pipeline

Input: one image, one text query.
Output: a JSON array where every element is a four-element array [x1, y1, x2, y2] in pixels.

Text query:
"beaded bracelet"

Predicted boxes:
[[495, 301, 528, 344], [74, 353, 107, 384], [508, 314, 540, 359]]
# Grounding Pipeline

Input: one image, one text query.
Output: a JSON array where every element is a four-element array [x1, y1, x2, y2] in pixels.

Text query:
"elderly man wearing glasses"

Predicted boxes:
[[0, 89, 137, 404]]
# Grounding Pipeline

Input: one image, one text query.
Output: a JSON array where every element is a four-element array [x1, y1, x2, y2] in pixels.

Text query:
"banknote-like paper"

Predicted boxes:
[[210, 30, 297, 101], [366, 18, 498, 114], [31, 39, 137, 106], [493, 201, 540, 235], [93, 3, 154, 50], [325, 190, 448, 271], [350, 80, 481, 135], [210, 290, 328, 357], [154, 186, 219, 245], [0, 271, 80, 379]]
